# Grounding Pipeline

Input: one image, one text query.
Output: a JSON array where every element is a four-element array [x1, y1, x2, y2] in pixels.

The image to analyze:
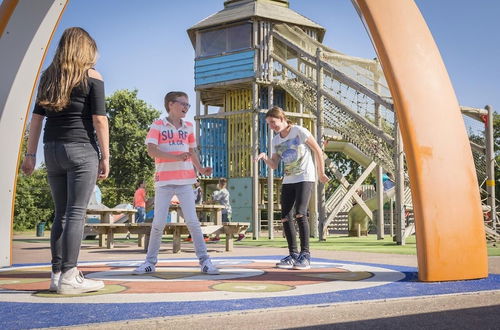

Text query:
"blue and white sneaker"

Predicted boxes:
[[293, 252, 311, 270], [276, 253, 299, 269], [133, 261, 156, 274]]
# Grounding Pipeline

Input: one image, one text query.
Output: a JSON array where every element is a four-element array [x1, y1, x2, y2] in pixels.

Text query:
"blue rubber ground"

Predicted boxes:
[[1, 256, 499, 329]]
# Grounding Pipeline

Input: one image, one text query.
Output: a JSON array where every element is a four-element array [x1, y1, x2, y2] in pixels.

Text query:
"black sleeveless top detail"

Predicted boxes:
[[33, 77, 106, 145]]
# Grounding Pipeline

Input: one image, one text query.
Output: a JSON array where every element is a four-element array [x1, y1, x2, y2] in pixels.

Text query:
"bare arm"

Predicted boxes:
[[255, 152, 281, 170], [92, 114, 110, 180], [190, 147, 212, 176], [147, 143, 190, 161], [306, 136, 329, 183], [21, 114, 44, 175]]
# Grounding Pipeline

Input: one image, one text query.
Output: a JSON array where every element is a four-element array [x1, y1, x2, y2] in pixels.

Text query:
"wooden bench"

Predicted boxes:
[[84, 222, 249, 252]]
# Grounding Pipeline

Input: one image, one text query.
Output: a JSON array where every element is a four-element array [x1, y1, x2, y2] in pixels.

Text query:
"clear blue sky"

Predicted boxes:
[[35, 0, 499, 141]]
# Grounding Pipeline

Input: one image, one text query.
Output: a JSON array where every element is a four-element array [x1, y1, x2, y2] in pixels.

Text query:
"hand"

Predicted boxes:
[[98, 158, 109, 180], [199, 167, 212, 176], [176, 152, 191, 161], [255, 152, 267, 162], [21, 156, 36, 176], [319, 173, 330, 184]]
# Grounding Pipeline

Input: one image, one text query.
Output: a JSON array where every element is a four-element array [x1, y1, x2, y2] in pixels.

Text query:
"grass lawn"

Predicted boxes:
[[14, 231, 500, 256], [235, 235, 418, 255], [234, 234, 500, 257]]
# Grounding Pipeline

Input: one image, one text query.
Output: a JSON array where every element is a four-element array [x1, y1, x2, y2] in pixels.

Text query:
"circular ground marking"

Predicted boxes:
[[212, 282, 293, 292], [0, 257, 406, 303], [33, 284, 127, 298]]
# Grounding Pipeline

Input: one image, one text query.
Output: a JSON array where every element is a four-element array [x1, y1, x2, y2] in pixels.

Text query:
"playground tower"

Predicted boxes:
[[187, 0, 326, 238]]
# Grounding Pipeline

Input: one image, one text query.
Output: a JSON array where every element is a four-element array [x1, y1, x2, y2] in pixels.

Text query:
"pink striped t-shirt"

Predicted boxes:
[[145, 118, 197, 187]]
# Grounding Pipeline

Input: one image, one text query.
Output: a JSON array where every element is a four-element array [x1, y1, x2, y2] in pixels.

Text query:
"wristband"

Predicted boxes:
[[25, 153, 36, 158]]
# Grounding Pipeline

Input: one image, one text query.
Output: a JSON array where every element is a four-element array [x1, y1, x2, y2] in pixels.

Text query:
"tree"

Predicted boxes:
[[100, 89, 160, 206], [14, 131, 53, 230], [14, 166, 53, 231]]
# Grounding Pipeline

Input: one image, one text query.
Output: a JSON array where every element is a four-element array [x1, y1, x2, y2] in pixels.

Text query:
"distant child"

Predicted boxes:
[[256, 106, 329, 270], [211, 178, 244, 241], [133, 181, 147, 223], [193, 179, 203, 205], [133, 91, 219, 275], [212, 178, 232, 222], [383, 172, 395, 191]]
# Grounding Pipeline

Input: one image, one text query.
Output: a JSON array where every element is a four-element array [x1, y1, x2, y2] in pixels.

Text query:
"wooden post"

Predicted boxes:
[[196, 90, 201, 145], [374, 67, 384, 240], [485, 105, 497, 229], [267, 85, 274, 239], [173, 227, 181, 253], [252, 82, 260, 239], [389, 197, 394, 237], [315, 47, 325, 239], [394, 118, 405, 245]]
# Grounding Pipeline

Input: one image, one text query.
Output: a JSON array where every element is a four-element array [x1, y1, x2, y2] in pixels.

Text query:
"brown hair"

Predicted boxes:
[[164, 91, 188, 112], [37, 27, 98, 111], [218, 178, 227, 187], [265, 106, 292, 125]]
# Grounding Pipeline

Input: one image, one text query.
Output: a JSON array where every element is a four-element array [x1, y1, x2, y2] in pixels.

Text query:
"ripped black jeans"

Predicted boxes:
[[281, 181, 314, 255]]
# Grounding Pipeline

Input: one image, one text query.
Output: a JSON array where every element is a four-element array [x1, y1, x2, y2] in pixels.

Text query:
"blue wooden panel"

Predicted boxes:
[[196, 61, 254, 78], [195, 50, 255, 86], [195, 50, 255, 67], [259, 87, 286, 110], [196, 70, 254, 86], [259, 87, 268, 109], [195, 58, 254, 74], [274, 89, 285, 109], [200, 118, 228, 178]]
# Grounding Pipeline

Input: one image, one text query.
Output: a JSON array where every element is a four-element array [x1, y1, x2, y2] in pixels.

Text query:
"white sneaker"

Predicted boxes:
[[49, 271, 60, 292], [57, 267, 104, 295], [133, 261, 156, 275], [200, 258, 220, 275]]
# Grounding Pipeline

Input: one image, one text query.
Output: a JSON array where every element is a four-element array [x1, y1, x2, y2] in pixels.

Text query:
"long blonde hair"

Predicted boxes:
[[36, 27, 98, 111]]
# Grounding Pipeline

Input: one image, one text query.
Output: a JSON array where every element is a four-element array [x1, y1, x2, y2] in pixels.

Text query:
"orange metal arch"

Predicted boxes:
[[352, 0, 487, 281]]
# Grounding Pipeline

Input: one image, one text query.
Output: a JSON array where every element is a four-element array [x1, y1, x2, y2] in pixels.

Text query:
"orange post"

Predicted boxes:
[[352, 0, 488, 281]]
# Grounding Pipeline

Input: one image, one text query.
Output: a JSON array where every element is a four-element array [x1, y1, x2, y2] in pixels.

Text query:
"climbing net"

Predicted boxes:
[[272, 23, 489, 186], [272, 32, 395, 173]]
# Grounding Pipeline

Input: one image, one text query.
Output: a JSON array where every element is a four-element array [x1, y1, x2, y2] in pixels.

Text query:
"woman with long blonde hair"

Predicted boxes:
[[21, 27, 109, 294]]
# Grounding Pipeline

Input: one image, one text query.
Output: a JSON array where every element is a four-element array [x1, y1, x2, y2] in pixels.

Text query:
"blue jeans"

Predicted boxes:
[[135, 206, 145, 223], [44, 141, 99, 273]]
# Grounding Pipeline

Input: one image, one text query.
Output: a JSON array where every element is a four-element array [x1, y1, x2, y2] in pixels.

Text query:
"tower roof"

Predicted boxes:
[[187, 0, 325, 46]]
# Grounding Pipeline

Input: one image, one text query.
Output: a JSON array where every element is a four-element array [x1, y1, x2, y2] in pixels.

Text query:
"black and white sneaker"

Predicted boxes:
[[293, 252, 311, 270], [200, 258, 220, 275], [133, 262, 156, 274], [275, 253, 299, 269]]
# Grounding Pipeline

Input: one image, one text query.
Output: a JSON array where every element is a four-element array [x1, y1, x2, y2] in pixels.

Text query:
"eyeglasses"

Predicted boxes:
[[173, 100, 191, 109]]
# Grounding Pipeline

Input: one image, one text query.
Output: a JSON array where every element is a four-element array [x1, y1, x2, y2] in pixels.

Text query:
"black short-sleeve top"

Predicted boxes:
[[33, 76, 106, 145]]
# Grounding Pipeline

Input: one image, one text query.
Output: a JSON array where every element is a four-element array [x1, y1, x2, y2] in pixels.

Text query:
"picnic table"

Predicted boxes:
[[84, 204, 245, 251], [86, 206, 137, 223]]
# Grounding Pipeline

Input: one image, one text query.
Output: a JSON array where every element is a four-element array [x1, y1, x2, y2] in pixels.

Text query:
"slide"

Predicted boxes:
[[348, 187, 395, 236], [324, 140, 372, 168]]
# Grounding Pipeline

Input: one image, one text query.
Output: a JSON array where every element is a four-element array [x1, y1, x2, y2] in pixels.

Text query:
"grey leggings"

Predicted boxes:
[[44, 141, 99, 273]]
